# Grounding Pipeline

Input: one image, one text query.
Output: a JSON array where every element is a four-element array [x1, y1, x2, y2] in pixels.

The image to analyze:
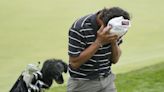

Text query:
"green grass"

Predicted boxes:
[[0, 0, 164, 91], [47, 86, 66, 92], [47, 62, 164, 92], [115, 62, 164, 92]]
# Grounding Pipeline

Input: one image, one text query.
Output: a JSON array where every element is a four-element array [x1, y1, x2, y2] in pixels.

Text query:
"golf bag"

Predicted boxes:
[[10, 59, 68, 92]]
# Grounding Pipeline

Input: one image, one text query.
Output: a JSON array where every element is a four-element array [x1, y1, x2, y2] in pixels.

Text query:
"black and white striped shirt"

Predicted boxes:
[[68, 14, 122, 80]]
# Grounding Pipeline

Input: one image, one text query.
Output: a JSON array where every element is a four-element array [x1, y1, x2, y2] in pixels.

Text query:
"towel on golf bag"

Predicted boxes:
[[10, 59, 68, 92], [10, 71, 47, 92]]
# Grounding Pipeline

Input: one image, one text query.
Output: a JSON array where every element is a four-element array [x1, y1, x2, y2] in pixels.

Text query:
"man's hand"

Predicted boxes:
[[95, 25, 118, 46], [96, 25, 121, 64]]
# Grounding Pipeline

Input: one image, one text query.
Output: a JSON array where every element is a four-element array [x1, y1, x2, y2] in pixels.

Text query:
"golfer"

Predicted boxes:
[[67, 7, 130, 92]]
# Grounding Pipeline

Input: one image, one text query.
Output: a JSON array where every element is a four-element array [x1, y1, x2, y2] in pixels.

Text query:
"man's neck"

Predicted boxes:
[[96, 13, 104, 27]]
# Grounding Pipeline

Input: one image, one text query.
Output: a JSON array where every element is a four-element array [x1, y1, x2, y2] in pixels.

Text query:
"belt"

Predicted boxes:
[[98, 71, 111, 79]]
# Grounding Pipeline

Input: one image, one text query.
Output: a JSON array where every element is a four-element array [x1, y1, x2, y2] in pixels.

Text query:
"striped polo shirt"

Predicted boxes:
[[68, 14, 122, 80]]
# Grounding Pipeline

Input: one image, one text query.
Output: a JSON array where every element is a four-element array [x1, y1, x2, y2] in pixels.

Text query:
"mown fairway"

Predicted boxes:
[[0, 0, 164, 92], [47, 62, 164, 92], [115, 62, 164, 92]]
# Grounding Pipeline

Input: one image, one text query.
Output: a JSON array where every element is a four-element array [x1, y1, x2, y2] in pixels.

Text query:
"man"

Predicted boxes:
[[67, 7, 130, 92]]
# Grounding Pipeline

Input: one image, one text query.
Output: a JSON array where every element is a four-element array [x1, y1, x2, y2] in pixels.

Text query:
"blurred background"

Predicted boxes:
[[0, 0, 164, 92]]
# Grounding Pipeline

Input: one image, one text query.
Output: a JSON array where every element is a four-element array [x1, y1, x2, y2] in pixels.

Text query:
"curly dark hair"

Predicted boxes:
[[97, 7, 131, 26]]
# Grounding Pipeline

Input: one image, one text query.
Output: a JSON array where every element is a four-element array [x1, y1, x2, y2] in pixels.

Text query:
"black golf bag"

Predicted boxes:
[[10, 59, 68, 92]]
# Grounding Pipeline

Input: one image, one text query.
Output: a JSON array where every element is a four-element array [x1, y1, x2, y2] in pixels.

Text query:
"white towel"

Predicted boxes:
[[107, 16, 131, 37]]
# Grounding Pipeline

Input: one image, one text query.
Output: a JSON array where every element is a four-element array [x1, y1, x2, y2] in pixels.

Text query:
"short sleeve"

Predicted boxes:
[[68, 28, 86, 57]]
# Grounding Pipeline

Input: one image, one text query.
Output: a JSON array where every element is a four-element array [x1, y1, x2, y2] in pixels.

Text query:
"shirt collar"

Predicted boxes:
[[90, 13, 100, 31]]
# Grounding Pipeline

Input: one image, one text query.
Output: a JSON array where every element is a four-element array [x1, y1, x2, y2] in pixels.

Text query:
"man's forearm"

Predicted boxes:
[[111, 41, 122, 64], [69, 40, 101, 69]]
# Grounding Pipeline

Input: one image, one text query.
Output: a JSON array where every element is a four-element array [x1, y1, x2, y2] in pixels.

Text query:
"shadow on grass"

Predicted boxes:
[[47, 62, 164, 92]]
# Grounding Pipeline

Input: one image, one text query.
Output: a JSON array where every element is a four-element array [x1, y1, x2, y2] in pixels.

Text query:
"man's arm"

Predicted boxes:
[[69, 26, 117, 69], [69, 39, 101, 69], [69, 25, 104, 69], [111, 41, 122, 64]]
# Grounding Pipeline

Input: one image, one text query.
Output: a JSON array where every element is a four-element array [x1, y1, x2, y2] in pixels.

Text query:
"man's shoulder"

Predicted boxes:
[[71, 14, 93, 30]]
